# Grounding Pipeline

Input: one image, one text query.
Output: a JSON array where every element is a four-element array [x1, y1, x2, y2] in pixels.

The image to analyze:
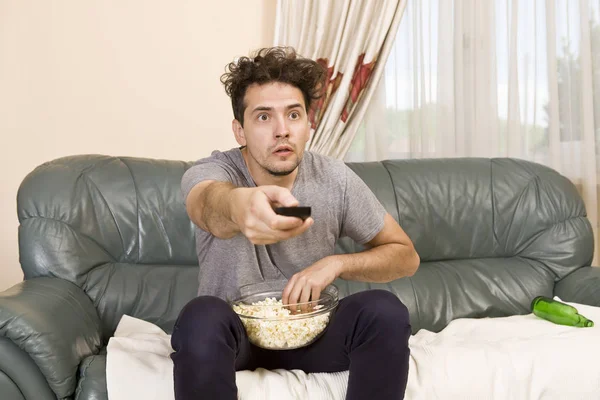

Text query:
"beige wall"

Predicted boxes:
[[0, 1, 277, 291]]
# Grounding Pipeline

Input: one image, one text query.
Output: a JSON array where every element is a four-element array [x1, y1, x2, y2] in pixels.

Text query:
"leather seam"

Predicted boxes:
[[119, 158, 141, 263], [74, 356, 95, 400], [81, 172, 126, 261], [151, 209, 173, 259], [93, 263, 117, 317], [381, 160, 402, 225], [490, 159, 500, 255]]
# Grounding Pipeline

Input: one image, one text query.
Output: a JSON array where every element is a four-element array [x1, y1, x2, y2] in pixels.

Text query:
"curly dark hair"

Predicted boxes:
[[220, 47, 326, 126]]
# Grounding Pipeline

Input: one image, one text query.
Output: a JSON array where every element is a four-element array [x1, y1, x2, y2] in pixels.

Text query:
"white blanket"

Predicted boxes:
[[106, 298, 600, 400]]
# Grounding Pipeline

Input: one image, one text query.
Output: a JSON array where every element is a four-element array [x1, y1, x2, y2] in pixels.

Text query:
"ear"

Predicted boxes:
[[232, 119, 246, 147]]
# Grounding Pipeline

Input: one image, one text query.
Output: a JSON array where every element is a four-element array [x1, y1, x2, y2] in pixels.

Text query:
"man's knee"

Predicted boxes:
[[348, 289, 411, 330], [173, 295, 237, 340], [170, 296, 243, 378]]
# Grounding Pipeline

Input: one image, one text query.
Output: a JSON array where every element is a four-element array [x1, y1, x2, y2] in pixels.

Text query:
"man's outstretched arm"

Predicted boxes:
[[186, 181, 240, 238], [185, 181, 314, 244]]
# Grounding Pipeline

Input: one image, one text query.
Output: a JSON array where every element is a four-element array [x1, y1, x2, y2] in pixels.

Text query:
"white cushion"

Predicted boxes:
[[106, 297, 600, 400], [403, 297, 600, 400]]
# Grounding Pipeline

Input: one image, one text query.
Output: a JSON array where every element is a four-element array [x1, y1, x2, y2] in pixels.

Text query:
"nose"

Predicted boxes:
[[274, 116, 290, 139]]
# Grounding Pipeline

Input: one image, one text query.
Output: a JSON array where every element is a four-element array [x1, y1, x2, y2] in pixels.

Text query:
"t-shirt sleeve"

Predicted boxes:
[[340, 166, 388, 244], [181, 151, 238, 203]]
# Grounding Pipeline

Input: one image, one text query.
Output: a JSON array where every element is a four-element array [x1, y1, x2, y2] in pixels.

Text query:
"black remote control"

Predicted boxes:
[[274, 206, 312, 221]]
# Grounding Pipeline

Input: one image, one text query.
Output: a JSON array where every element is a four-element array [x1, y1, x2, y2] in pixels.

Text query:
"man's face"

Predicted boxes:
[[233, 82, 311, 177]]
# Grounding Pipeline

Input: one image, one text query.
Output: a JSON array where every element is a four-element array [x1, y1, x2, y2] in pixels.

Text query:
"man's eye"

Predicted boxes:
[[290, 111, 300, 119], [258, 114, 269, 121]]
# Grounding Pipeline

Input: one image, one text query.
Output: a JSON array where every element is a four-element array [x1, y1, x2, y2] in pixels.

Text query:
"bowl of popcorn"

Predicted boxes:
[[229, 281, 339, 350]]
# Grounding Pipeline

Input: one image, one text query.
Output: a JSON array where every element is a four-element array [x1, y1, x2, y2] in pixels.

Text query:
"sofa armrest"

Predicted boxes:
[[554, 266, 600, 306], [0, 336, 56, 400], [0, 277, 103, 399]]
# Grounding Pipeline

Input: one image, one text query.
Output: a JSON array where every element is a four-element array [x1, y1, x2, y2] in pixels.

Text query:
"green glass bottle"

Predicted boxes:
[[531, 296, 594, 327]]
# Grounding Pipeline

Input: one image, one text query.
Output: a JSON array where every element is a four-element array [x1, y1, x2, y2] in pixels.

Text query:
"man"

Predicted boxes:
[[171, 47, 420, 400]]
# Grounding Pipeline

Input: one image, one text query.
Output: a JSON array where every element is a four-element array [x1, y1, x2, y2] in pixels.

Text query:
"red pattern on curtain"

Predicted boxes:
[[309, 58, 343, 129], [309, 54, 376, 128], [341, 53, 376, 122]]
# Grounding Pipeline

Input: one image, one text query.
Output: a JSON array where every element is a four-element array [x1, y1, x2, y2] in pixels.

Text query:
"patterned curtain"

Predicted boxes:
[[274, 0, 408, 159]]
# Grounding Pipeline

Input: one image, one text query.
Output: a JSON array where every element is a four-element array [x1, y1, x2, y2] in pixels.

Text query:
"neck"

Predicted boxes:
[[241, 148, 299, 190]]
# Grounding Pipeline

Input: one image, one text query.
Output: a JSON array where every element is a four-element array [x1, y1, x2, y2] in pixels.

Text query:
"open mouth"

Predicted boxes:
[[273, 146, 293, 156]]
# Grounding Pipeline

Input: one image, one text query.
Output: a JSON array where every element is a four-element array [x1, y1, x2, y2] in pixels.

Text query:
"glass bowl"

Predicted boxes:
[[229, 281, 339, 350]]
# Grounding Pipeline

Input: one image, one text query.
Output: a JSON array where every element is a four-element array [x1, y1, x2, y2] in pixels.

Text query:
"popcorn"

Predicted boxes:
[[233, 297, 330, 349]]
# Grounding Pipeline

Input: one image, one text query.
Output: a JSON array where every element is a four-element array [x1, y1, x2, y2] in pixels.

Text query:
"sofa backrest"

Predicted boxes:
[[17, 155, 199, 339], [338, 158, 593, 332], [17, 155, 593, 338]]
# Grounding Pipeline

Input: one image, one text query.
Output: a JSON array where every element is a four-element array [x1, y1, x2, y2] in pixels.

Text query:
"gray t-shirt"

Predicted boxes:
[[181, 147, 387, 300]]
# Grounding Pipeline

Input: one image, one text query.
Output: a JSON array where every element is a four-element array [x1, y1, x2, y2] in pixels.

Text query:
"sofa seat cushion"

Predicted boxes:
[[106, 300, 600, 400], [75, 351, 107, 400]]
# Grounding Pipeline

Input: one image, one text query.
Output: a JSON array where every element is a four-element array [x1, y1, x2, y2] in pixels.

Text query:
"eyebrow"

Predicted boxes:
[[251, 103, 304, 114]]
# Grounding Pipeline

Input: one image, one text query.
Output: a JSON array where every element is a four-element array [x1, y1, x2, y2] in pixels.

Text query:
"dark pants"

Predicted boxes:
[[171, 289, 411, 400]]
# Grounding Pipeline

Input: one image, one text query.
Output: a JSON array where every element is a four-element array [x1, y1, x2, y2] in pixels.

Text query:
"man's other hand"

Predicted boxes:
[[282, 256, 341, 313]]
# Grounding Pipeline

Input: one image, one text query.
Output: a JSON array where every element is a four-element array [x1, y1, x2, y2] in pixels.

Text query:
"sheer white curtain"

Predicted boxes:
[[346, 0, 600, 265]]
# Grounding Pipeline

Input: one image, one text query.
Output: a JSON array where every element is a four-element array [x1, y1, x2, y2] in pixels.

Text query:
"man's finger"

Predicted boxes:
[[244, 218, 281, 244], [271, 215, 311, 231], [299, 285, 312, 313], [276, 217, 313, 239], [253, 217, 309, 243], [252, 200, 286, 229], [282, 276, 296, 306], [287, 282, 304, 314], [310, 286, 321, 310], [260, 185, 299, 207]]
